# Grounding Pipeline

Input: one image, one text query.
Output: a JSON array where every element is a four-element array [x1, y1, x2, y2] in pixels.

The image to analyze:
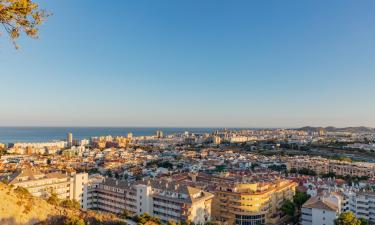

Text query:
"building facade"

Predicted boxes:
[[87, 178, 214, 224], [212, 179, 297, 225], [301, 193, 341, 225], [344, 191, 375, 222], [287, 157, 375, 178], [9, 168, 88, 209]]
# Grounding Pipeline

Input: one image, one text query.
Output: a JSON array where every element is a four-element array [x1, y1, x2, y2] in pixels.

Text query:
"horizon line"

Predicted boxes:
[[0, 125, 373, 129]]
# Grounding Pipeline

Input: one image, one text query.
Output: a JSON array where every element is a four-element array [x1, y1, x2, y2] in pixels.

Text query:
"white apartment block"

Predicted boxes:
[[343, 191, 375, 222], [8, 141, 67, 155], [301, 193, 341, 225], [9, 168, 88, 209], [9, 141, 66, 149]]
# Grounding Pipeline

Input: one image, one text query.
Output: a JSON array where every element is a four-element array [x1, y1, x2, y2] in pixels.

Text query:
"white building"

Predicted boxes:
[[344, 191, 375, 222], [9, 141, 66, 149], [212, 136, 221, 145], [9, 168, 89, 209], [302, 193, 341, 225], [67, 132, 73, 147]]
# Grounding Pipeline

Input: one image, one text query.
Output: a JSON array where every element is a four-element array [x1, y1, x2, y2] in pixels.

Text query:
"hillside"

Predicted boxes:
[[297, 126, 375, 133], [0, 183, 124, 225]]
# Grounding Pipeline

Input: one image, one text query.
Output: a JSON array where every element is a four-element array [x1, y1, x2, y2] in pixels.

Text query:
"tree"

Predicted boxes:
[[204, 222, 219, 225], [14, 186, 31, 198], [334, 212, 361, 225], [133, 213, 162, 225], [0, 0, 49, 48], [293, 191, 310, 208], [281, 200, 295, 217], [47, 192, 59, 206], [359, 218, 368, 225], [105, 170, 113, 177], [64, 215, 85, 225], [60, 199, 81, 210], [1, 178, 9, 184], [166, 220, 177, 225], [121, 209, 131, 219]]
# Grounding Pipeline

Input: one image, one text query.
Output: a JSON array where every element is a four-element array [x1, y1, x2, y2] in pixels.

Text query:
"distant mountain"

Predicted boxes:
[[297, 126, 375, 133], [297, 126, 325, 132]]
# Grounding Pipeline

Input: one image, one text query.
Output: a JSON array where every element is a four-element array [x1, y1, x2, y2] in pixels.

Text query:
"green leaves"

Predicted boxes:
[[335, 212, 362, 225], [281, 200, 295, 217], [293, 191, 310, 208]]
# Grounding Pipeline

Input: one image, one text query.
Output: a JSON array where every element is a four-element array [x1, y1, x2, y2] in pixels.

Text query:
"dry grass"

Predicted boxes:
[[0, 183, 124, 225], [0, 183, 63, 225]]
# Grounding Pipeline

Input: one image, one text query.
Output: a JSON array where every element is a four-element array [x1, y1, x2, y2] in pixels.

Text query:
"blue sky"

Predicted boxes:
[[1, 0, 375, 127]]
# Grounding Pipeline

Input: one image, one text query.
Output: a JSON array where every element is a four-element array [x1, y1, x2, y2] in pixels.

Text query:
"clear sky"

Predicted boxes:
[[1, 0, 375, 128]]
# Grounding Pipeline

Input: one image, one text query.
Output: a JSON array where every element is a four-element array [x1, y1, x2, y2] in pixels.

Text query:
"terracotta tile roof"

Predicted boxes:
[[303, 196, 338, 211]]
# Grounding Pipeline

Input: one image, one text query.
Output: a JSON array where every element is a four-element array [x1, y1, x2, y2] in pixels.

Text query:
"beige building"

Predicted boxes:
[[213, 180, 296, 225], [9, 168, 88, 209], [88, 177, 214, 224], [151, 180, 214, 223], [287, 156, 375, 178], [8, 141, 66, 155], [67, 132, 73, 147], [169, 172, 297, 225]]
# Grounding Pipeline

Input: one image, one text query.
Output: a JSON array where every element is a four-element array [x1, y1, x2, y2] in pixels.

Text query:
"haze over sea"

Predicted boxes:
[[0, 127, 226, 144]]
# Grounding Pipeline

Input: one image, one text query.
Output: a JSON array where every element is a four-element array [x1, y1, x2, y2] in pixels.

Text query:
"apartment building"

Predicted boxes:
[[87, 177, 214, 224], [287, 157, 375, 178], [87, 178, 139, 215], [171, 172, 297, 225], [7, 141, 66, 155], [344, 191, 375, 222], [301, 193, 341, 225], [9, 168, 88, 209], [150, 180, 213, 223], [212, 179, 296, 225]]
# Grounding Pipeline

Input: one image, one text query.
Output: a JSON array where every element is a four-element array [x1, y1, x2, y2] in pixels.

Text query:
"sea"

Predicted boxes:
[[0, 127, 224, 144]]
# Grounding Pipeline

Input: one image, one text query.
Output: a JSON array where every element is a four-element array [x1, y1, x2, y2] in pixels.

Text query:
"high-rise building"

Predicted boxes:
[[67, 132, 73, 147], [127, 132, 133, 139], [155, 130, 163, 138], [212, 136, 221, 145]]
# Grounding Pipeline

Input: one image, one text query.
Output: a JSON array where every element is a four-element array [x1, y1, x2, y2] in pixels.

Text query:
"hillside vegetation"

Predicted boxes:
[[0, 183, 125, 225]]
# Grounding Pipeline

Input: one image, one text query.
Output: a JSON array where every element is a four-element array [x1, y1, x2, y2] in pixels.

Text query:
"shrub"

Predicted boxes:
[[47, 193, 60, 206], [14, 186, 31, 198], [60, 199, 81, 210], [64, 215, 85, 225]]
